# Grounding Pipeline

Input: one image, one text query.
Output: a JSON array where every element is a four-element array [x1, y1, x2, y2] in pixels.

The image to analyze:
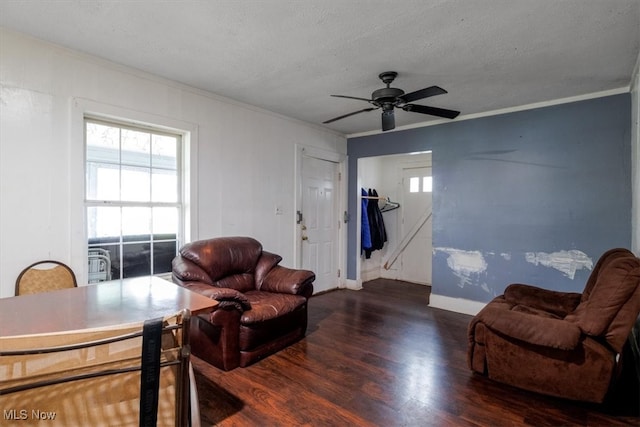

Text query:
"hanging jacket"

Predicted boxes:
[[365, 188, 387, 258], [372, 189, 387, 247], [361, 188, 372, 253]]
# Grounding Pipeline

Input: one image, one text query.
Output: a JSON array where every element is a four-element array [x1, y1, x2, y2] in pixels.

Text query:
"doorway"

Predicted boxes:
[[357, 152, 432, 286], [300, 154, 340, 293]]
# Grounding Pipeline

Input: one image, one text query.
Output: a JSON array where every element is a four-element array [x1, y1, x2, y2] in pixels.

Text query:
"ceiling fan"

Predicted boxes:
[[323, 71, 460, 131]]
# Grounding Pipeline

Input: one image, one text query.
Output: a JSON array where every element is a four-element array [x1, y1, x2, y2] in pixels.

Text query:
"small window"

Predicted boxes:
[[423, 176, 433, 192], [409, 175, 433, 193], [409, 177, 420, 193], [85, 118, 182, 282]]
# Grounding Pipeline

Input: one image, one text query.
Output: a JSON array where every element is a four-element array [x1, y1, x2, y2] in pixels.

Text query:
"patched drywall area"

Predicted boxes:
[[524, 250, 593, 280], [434, 248, 488, 287], [433, 247, 594, 298], [348, 94, 632, 305]]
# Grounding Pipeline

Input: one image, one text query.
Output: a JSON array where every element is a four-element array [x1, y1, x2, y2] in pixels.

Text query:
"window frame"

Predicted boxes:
[[84, 116, 184, 281], [71, 99, 198, 286]]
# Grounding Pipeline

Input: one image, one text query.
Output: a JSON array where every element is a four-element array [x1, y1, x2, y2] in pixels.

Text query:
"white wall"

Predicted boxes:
[[0, 29, 346, 297]]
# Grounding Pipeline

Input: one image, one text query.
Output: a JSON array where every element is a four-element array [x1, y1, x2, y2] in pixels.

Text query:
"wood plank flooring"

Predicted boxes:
[[192, 279, 640, 426]]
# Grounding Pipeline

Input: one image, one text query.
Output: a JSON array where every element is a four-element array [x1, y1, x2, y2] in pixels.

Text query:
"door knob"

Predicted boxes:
[[302, 236, 308, 241]]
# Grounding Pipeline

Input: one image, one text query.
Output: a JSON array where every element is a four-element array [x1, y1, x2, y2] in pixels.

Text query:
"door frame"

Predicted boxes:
[[354, 152, 432, 289], [294, 144, 347, 289]]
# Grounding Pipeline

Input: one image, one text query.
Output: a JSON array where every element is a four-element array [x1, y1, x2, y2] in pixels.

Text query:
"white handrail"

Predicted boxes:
[[383, 209, 432, 270]]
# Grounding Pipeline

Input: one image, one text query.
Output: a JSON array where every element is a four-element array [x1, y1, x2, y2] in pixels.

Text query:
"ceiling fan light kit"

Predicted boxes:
[[323, 71, 460, 131]]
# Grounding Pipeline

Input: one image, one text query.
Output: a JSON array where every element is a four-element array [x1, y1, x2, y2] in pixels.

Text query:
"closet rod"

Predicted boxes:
[[362, 196, 387, 200]]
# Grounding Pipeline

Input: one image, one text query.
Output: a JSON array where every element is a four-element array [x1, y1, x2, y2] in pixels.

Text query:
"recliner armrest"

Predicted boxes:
[[206, 287, 252, 311], [255, 251, 283, 287], [478, 305, 582, 350], [504, 283, 582, 317], [172, 256, 212, 287], [261, 265, 315, 298], [178, 282, 251, 311]]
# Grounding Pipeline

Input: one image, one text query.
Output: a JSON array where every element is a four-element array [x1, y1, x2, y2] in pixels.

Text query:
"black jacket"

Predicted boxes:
[[365, 189, 387, 258]]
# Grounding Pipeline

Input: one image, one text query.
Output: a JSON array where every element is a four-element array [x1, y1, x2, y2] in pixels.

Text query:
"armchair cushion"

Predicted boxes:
[[504, 283, 581, 317], [241, 291, 307, 324], [476, 303, 582, 350]]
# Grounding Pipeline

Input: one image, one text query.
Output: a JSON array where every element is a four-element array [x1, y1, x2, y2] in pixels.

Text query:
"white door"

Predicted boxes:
[[301, 156, 338, 293], [399, 166, 432, 285]]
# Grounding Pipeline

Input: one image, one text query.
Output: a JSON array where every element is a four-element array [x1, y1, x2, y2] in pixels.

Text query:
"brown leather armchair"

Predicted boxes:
[[468, 248, 640, 403], [172, 237, 314, 371]]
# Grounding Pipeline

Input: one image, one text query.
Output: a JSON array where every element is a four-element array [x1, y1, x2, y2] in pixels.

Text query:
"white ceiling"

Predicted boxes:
[[1, 0, 638, 136]]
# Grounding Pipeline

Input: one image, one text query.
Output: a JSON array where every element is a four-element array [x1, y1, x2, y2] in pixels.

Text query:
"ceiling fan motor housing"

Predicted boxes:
[[371, 87, 405, 105]]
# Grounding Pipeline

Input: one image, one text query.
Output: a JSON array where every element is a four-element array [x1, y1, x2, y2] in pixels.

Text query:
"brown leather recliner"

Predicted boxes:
[[468, 248, 640, 403], [172, 236, 315, 371]]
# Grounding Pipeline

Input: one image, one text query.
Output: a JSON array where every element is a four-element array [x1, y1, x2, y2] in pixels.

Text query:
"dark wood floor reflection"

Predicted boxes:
[[193, 279, 639, 426]]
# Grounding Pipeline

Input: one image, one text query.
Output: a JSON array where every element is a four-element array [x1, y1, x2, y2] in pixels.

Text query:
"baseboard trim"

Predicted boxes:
[[360, 267, 380, 283], [345, 279, 362, 290], [429, 294, 486, 316]]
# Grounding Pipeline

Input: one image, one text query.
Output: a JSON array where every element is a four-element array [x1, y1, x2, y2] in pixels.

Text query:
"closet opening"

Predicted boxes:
[[357, 151, 433, 287]]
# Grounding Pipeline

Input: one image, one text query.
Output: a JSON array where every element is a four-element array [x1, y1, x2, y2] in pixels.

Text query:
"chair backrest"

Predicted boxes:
[[0, 310, 196, 426], [15, 260, 77, 295], [176, 237, 263, 292], [566, 254, 640, 352], [581, 248, 635, 301]]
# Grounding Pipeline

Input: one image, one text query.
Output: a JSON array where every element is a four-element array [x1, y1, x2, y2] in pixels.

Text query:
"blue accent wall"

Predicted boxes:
[[347, 94, 631, 302]]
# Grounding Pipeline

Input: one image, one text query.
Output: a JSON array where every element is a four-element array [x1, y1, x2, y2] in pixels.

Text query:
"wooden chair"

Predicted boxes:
[[15, 260, 77, 295], [0, 310, 200, 426]]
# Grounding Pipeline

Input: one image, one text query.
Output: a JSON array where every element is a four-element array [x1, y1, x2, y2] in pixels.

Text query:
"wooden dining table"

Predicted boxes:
[[0, 276, 217, 337]]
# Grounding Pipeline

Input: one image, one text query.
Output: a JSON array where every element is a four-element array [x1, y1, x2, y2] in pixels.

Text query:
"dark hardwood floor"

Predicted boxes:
[[192, 279, 640, 426]]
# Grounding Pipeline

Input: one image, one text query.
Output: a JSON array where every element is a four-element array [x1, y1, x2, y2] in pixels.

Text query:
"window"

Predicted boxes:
[[85, 118, 182, 282], [409, 176, 420, 193], [422, 176, 432, 192], [409, 175, 433, 193]]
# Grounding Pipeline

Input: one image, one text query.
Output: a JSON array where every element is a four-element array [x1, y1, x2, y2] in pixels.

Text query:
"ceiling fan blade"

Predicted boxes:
[[403, 104, 460, 119], [399, 86, 447, 103], [330, 94, 372, 102], [382, 110, 395, 131], [323, 107, 378, 124]]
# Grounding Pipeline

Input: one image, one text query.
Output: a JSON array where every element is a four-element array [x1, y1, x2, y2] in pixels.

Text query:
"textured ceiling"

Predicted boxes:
[[0, 0, 638, 135]]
